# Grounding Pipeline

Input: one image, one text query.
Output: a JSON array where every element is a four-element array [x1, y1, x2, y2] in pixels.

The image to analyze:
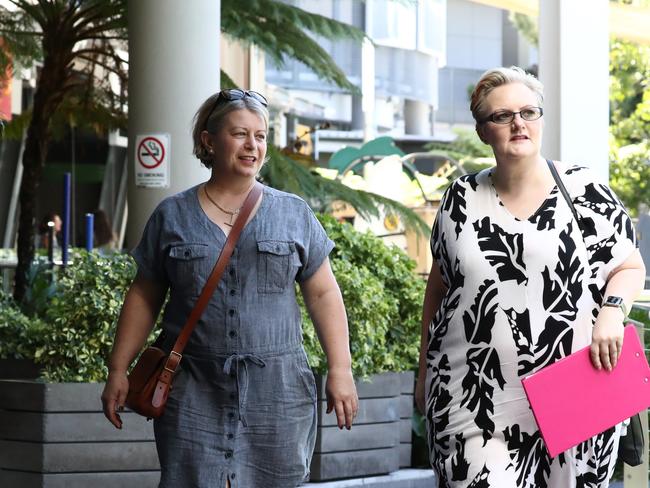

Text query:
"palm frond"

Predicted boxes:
[[221, 0, 363, 92], [250, 0, 364, 42], [260, 146, 430, 236], [0, 6, 42, 70]]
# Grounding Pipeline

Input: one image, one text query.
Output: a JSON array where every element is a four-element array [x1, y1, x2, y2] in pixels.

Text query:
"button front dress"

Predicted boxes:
[[132, 184, 334, 488], [426, 166, 637, 487]]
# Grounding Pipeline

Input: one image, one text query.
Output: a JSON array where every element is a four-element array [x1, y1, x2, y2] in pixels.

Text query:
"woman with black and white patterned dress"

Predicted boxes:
[[415, 66, 646, 487]]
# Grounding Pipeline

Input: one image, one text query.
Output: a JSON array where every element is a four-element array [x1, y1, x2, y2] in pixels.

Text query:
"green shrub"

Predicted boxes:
[[2, 216, 425, 382], [37, 251, 137, 381], [609, 144, 650, 217], [0, 251, 136, 382], [302, 214, 425, 378]]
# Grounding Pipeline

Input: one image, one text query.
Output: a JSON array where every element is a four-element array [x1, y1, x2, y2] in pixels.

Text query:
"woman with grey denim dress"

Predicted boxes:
[[101, 89, 359, 487]]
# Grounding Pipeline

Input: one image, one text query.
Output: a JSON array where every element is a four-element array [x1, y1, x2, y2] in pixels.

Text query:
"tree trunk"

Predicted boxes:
[[13, 52, 71, 302]]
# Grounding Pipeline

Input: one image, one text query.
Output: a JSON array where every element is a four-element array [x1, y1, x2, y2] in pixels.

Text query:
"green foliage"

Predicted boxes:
[[20, 259, 58, 318], [609, 145, 650, 216], [221, 0, 364, 92], [302, 214, 425, 378], [609, 40, 650, 132], [0, 4, 42, 75], [611, 90, 650, 146], [0, 286, 47, 360], [4, 220, 424, 382], [37, 251, 136, 382], [0, 251, 137, 382]]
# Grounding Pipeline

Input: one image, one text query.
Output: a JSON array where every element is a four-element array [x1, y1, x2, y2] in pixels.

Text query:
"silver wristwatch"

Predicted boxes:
[[602, 295, 628, 317]]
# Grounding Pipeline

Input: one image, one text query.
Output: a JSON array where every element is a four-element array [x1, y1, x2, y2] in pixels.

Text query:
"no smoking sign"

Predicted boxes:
[[135, 133, 170, 188]]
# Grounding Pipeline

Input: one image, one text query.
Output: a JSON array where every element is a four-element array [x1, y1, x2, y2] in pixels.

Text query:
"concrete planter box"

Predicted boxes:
[[310, 372, 411, 481], [0, 380, 159, 488], [398, 371, 415, 468], [0, 371, 416, 486]]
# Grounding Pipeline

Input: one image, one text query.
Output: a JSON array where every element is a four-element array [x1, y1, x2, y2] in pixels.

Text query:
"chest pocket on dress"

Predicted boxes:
[[167, 243, 210, 297], [257, 240, 298, 294]]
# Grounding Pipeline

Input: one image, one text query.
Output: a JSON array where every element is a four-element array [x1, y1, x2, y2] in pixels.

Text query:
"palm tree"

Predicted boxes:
[[1, 0, 426, 302], [0, 0, 128, 302]]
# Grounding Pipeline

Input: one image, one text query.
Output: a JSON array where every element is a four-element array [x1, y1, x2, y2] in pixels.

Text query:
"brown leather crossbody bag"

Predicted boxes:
[[125, 182, 263, 419]]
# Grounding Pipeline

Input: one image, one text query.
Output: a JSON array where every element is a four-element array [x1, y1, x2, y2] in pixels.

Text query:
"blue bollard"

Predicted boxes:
[[85, 213, 94, 251]]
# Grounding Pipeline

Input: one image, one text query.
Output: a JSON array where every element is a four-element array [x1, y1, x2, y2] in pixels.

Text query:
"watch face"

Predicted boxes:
[[605, 296, 624, 307]]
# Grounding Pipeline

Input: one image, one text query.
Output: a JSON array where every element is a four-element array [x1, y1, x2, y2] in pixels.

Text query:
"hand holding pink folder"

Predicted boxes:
[[522, 324, 650, 457]]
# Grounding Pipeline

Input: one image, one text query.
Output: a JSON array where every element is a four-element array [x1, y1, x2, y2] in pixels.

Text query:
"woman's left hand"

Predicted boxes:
[[325, 367, 359, 430], [591, 307, 625, 371]]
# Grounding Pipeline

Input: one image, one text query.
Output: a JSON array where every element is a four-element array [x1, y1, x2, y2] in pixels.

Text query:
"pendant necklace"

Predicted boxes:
[[203, 184, 241, 227]]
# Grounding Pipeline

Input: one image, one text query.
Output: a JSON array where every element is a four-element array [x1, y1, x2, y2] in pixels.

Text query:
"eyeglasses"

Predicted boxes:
[[204, 89, 268, 129], [479, 106, 543, 125]]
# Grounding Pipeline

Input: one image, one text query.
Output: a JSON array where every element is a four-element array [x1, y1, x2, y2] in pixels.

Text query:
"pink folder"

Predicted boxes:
[[522, 324, 650, 457]]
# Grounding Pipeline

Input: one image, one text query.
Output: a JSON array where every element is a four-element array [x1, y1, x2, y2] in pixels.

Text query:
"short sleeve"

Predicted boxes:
[[295, 207, 335, 283], [574, 178, 637, 281], [131, 207, 169, 285], [430, 187, 448, 263], [429, 184, 455, 288]]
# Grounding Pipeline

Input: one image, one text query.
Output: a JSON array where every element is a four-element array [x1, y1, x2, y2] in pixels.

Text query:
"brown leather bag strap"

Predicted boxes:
[[151, 181, 263, 407]]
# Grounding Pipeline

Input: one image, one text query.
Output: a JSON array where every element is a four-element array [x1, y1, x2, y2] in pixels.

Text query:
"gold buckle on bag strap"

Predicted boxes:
[[163, 351, 183, 374]]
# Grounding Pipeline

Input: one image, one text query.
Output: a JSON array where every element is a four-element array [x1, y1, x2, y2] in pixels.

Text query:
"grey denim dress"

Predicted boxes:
[[132, 184, 334, 488]]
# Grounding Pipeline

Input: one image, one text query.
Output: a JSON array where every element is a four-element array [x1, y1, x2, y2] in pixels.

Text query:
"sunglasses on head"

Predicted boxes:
[[217, 89, 268, 106], [204, 89, 268, 130]]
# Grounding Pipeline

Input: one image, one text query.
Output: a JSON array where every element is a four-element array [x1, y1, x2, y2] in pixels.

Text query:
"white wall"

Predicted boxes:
[[447, 0, 503, 70]]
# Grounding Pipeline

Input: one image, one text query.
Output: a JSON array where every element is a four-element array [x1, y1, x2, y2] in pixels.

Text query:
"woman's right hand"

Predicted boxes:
[[101, 371, 129, 429]]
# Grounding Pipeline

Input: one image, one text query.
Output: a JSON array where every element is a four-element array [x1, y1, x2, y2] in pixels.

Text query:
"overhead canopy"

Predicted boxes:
[[468, 0, 650, 44]]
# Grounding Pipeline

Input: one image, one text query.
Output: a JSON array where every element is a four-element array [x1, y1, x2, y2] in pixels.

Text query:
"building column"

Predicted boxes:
[[404, 99, 431, 136], [538, 0, 609, 182], [127, 0, 220, 246]]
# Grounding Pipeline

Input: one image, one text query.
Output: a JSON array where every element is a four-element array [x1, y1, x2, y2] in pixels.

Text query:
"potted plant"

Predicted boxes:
[[0, 252, 162, 487]]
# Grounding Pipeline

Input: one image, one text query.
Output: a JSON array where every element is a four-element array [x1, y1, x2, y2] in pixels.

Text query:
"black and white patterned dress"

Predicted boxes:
[[426, 165, 637, 487]]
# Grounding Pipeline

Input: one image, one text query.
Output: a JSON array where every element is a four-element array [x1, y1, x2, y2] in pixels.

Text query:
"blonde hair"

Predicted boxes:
[[470, 66, 544, 122], [191, 93, 269, 169]]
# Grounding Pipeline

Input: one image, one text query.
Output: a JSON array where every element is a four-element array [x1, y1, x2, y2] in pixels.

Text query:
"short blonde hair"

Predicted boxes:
[[191, 93, 269, 169], [470, 66, 544, 123]]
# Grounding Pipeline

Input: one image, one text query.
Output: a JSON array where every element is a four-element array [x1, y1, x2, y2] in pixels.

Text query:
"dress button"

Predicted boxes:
[[230, 289, 236, 296], [229, 309, 235, 317], [229, 330, 237, 338], [184, 250, 190, 257], [227, 433, 234, 439], [228, 412, 234, 419], [225, 451, 232, 459], [230, 473, 236, 480], [229, 268, 235, 276]]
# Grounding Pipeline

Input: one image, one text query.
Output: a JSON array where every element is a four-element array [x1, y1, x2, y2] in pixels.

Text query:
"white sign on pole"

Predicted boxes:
[[135, 133, 170, 188]]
